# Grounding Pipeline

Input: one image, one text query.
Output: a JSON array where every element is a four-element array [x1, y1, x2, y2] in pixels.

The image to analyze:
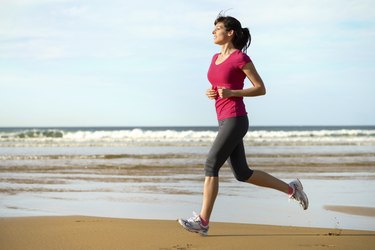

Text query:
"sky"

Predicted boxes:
[[0, 0, 374, 127]]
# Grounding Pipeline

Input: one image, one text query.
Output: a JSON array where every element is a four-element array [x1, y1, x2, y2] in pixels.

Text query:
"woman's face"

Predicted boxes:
[[212, 22, 233, 45]]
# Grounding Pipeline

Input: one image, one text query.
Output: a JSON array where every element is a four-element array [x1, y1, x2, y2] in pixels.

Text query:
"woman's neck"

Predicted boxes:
[[220, 43, 236, 55]]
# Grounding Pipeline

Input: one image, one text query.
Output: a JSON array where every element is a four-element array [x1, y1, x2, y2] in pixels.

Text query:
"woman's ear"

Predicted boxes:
[[227, 30, 234, 37]]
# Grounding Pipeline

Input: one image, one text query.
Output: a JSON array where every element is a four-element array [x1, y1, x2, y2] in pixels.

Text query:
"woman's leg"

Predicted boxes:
[[246, 170, 289, 194], [227, 131, 289, 194], [200, 176, 219, 222], [228, 141, 308, 209], [201, 116, 248, 222]]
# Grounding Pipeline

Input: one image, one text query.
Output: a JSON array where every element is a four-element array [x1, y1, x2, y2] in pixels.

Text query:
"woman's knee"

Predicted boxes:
[[232, 168, 254, 182], [204, 158, 221, 177]]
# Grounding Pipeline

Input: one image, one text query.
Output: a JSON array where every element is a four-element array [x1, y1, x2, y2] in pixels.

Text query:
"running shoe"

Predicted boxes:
[[178, 212, 209, 236], [289, 179, 309, 210]]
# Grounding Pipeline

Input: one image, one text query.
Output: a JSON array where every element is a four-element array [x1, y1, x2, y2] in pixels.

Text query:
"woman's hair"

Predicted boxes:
[[214, 14, 251, 53]]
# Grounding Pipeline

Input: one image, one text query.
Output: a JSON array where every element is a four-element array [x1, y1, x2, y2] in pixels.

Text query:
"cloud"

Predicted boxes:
[[0, 0, 70, 6], [1, 0, 374, 126], [0, 1, 216, 60], [1, 0, 374, 64]]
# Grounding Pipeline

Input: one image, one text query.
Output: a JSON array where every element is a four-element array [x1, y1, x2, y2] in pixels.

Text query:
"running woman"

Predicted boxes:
[[178, 14, 308, 236]]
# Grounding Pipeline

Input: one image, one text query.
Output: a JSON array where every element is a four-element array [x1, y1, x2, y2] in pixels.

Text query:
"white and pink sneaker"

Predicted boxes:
[[178, 212, 209, 236], [289, 179, 309, 210]]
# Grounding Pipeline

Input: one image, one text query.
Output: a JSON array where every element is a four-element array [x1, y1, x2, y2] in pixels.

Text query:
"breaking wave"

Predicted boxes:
[[1, 127, 374, 146]]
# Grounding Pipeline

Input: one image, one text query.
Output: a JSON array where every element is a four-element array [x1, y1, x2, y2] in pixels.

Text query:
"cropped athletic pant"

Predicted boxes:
[[205, 116, 254, 182]]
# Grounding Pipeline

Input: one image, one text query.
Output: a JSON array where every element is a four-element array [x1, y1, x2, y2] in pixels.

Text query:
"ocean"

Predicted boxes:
[[1, 126, 374, 230]]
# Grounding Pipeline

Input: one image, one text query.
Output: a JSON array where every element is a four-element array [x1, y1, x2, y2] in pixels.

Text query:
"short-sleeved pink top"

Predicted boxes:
[[207, 50, 251, 120]]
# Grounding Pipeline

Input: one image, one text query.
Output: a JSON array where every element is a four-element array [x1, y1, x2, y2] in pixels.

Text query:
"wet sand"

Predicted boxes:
[[0, 216, 374, 250], [324, 205, 375, 217]]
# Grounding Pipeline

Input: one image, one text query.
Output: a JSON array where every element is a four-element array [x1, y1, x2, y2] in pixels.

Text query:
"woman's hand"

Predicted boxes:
[[215, 63, 266, 98], [206, 88, 218, 99], [217, 87, 233, 98]]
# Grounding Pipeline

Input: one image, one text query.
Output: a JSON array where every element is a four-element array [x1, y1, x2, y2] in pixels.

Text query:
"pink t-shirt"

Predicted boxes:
[[207, 50, 251, 120]]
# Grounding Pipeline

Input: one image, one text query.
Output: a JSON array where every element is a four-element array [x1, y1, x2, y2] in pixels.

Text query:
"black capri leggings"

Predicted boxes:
[[205, 116, 254, 182]]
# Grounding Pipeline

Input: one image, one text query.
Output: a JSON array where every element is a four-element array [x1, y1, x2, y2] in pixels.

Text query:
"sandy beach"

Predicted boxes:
[[1, 216, 374, 250]]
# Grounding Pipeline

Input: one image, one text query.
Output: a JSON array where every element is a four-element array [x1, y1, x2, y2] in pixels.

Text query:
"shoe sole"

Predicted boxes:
[[294, 179, 309, 210]]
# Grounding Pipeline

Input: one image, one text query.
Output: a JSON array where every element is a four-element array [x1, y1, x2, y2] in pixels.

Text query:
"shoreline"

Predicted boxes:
[[1, 216, 374, 250], [324, 205, 375, 217], [1, 176, 375, 231]]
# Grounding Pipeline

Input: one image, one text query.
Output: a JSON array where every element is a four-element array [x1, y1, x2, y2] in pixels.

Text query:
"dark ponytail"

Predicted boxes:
[[214, 14, 251, 53]]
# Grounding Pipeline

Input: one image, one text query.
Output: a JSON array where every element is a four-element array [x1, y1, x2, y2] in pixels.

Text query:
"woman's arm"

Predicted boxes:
[[217, 62, 266, 98]]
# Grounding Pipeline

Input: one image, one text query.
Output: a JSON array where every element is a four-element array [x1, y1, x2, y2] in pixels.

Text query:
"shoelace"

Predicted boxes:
[[187, 212, 200, 223]]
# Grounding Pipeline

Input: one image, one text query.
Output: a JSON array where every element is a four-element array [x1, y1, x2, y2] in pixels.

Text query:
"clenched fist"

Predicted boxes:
[[217, 87, 232, 98]]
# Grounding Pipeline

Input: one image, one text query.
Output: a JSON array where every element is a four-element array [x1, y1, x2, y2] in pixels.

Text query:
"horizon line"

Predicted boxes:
[[1, 125, 374, 128]]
